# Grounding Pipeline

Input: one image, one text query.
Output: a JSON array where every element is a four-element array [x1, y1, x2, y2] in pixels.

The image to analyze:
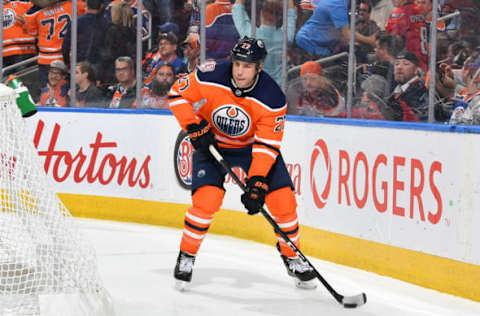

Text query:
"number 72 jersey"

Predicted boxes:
[[25, 1, 85, 65]]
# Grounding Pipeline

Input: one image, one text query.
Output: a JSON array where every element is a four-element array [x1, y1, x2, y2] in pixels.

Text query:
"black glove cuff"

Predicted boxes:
[[245, 176, 268, 192]]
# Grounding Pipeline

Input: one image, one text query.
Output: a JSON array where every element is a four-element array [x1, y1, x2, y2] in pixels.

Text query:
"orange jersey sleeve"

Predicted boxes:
[[169, 60, 287, 177], [2, 1, 36, 57]]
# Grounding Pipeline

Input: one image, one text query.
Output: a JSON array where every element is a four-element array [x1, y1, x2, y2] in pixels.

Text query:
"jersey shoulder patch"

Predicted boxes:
[[196, 60, 231, 86], [197, 60, 216, 72]]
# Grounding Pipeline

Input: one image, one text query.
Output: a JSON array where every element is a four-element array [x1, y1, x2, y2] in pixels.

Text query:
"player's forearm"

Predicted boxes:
[[169, 101, 200, 131]]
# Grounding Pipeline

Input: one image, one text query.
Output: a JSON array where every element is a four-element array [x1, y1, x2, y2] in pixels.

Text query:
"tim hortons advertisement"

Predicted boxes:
[[281, 121, 480, 265], [24, 111, 190, 203]]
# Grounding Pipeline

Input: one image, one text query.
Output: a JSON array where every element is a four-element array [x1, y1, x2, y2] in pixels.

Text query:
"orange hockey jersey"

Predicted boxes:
[[25, 1, 85, 65], [2, 1, 36, 57], [168, 60, 287, 177]]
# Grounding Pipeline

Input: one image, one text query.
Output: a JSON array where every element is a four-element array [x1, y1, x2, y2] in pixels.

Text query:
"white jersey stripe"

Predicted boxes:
[[254, 136, 282, 147], [252, 148, 277, 159], [169, 99, 189, 107]]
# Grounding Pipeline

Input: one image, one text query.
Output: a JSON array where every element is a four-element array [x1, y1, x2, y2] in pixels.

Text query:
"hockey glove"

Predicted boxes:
[[241, 176, 268, 215], [186, 119, 217, 156]]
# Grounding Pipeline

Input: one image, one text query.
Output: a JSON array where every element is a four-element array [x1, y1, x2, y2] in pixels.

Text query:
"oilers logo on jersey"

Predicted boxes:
[[212, 105, 251, 137]]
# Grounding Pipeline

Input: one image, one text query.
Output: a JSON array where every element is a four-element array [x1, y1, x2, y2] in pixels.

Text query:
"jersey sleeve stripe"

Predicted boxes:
[[252, 148, 277, 159], [168, 88, 180, 96], [169, 99, 190, 107], [253, 141, 280, 154], [254, 136, 282, 147]]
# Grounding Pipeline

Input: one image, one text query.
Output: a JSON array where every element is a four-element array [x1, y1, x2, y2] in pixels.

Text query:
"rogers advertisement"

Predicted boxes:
[[25, 111, 480, 265]]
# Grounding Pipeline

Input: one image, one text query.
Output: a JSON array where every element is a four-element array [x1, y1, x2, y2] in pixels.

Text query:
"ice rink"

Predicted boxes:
[[81, 218, 480, 316]]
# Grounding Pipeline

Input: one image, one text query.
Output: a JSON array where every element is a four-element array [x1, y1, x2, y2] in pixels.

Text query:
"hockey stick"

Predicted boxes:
[[208, 145, 367, 308]]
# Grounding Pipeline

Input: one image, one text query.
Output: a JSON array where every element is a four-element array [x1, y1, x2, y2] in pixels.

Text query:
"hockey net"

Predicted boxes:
[[0, 84, 114, 315]]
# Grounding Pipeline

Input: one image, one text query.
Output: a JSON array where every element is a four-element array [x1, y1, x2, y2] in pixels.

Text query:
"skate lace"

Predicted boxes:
[[179, 255, 194, 273], [288, 258, 312, 274]]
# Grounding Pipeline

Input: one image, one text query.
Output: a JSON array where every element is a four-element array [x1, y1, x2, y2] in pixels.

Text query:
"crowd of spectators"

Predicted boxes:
[[2, 0, 480, 124]]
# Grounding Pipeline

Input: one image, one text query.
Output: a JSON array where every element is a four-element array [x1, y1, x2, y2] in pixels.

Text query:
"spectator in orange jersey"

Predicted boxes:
[[287, 61, 345, 117], [39, 60, 69, 107], [140, 62, 175, 109], [25, 0, 86, 88], [107, 56, 137, 109], [2, 0, 36, 71]]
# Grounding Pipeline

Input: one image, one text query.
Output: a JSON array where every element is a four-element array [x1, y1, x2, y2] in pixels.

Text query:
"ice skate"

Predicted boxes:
[[277, 243, 317, 289], [174, 251, 195, 291]]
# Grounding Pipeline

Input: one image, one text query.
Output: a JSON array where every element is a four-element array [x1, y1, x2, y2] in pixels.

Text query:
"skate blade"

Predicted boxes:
[[174, 279, 190, 292], [294, 279, 317, 290]]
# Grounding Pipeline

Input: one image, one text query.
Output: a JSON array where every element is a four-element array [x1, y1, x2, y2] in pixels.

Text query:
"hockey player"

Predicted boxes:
[[168, 36, 316, 290]]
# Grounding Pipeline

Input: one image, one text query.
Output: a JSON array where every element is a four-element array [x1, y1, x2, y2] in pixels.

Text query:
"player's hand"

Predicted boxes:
[[241, 176, 268, 215], [186, 119, 217, 156]]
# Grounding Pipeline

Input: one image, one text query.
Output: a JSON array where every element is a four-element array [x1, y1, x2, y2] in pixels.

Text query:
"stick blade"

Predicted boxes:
[[342, 293, 367, 308]]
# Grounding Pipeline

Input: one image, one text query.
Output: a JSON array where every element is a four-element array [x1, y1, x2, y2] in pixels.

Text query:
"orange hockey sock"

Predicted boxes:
[[266, 187, 300, 258], [180, 185, 224, 255]]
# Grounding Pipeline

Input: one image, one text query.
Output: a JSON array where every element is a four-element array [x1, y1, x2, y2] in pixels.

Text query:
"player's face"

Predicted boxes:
[[232, 60, 260, 89], [48, 68, 65, 87], [394, 59, 417, 84], [155, 66, 175, 84]]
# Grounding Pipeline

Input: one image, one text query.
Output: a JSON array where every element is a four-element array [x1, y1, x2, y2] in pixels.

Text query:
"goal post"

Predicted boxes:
[[0, 84, 115, 315]]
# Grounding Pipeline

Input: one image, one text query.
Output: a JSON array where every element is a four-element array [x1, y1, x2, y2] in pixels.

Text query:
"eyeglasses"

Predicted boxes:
[[49, 70, 64, 76], [115, 66, 130, 73]]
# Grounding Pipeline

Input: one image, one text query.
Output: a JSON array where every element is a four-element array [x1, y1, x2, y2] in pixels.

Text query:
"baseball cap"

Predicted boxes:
[[300, 61, 322, 77], [158, 31, 178, 45], [158, 22, 179, 37], [180, 33, 200, 50], [395, 50, 419, 66], [49, 60, 67, 73]]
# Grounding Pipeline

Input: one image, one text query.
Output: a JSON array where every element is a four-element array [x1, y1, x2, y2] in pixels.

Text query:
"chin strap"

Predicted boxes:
[[230, 72, 260, 97]]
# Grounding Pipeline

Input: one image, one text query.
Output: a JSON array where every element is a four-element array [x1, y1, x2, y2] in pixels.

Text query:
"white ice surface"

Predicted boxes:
[[79, 219, 480, 316]]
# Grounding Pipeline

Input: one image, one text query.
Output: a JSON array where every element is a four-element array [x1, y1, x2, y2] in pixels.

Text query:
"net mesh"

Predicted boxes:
[[0, 84, 114, 315]]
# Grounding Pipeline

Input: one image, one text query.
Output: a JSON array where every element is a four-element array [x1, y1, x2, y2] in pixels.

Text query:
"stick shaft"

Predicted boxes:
[[208, 145, 344, 303]]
